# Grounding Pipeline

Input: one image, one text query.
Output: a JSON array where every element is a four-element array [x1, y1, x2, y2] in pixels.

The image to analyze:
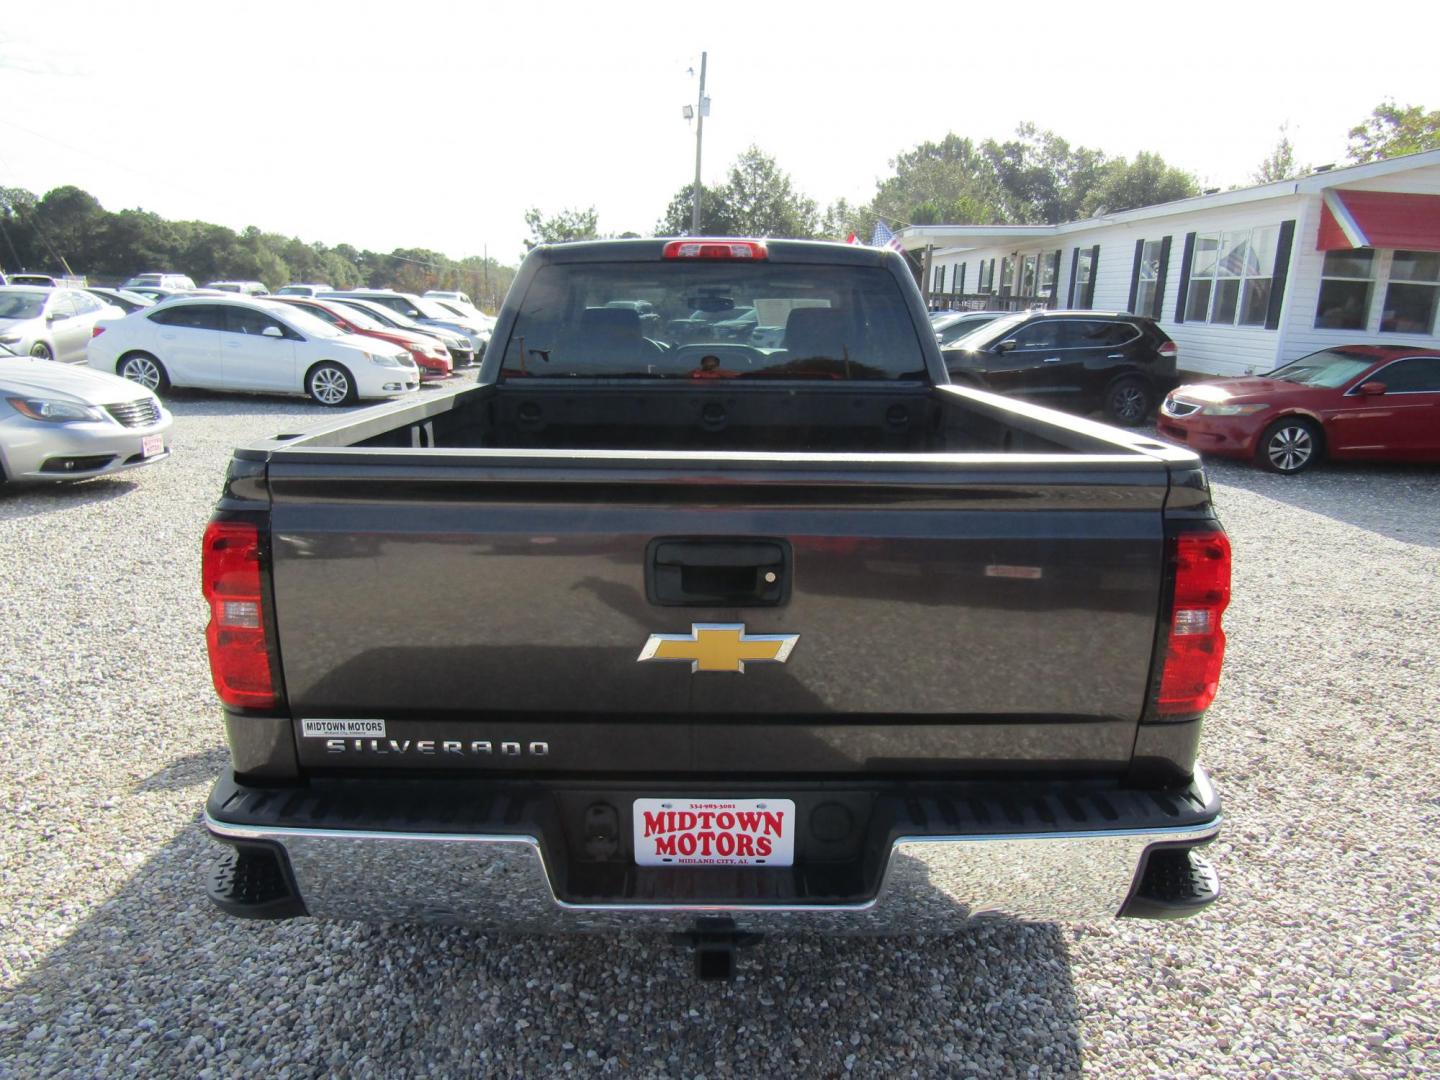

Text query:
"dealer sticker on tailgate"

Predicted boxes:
[[633, 798, 796, 867]]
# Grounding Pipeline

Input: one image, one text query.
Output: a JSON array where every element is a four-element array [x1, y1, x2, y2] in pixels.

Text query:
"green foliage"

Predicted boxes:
[[858, 126, 1196, 229], [1253, 127, 1306, 184], [523, 206, 600, 249], [1346, 101, 1440, 163], [0, 185, 516, 313], [655, 147, 818, 239], [1080, 152, 1199, 216]]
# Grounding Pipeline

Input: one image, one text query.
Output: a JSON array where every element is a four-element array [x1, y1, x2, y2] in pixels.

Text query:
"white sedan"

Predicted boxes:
[[87, 296, 419, 406], [0, 346, 172, 483]]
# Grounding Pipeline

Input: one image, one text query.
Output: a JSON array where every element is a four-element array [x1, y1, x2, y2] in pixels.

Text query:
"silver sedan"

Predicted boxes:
[[0, 346, 173, 483], [0, 286, 125, 363]]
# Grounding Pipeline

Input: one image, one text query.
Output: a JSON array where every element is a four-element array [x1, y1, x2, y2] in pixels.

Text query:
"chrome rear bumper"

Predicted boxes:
[[204, 769, 1221, 934]]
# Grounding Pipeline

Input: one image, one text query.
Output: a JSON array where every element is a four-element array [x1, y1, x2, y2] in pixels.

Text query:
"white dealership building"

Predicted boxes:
[[898, 149, 1440, 375]]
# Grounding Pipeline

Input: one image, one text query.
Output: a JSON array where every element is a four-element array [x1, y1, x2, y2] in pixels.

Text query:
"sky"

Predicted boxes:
[[2, 0, 1436, 269]]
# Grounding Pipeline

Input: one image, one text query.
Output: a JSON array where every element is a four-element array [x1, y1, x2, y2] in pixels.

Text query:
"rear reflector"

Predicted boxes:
[[1157, 530, 1231, 715], [663, 240, 767, 261], [202, 521, 276, 710]]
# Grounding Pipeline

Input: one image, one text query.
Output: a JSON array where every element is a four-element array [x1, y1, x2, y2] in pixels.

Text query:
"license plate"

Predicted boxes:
[[141, 435, 164, 457], [632, 798, 795, 867]]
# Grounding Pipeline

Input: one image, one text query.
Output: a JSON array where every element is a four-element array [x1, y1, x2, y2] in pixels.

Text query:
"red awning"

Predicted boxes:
[[1317, 190, 1440, 252]]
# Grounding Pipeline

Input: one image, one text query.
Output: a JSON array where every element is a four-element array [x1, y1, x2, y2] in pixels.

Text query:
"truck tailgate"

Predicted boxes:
[[265, 452, 1171, 776]]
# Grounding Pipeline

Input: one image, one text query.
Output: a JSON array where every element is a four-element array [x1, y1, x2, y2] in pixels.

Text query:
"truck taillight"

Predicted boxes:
[[202, 521, 276, 710], [1157, 531, 1231, 715], [663, 240, 767, 260]]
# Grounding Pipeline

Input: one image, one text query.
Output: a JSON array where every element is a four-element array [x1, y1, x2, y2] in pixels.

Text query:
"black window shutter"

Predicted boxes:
[[989, 258, 997, 292], [1085, 244, 1101, 307], [1266, 220, 1296, 330], [1067, 247, 1080, 307], [1174, 233, 1197, 322], [958, 263, 966, 294], [1050, 249, 1062, 300], [1152, 236, 1172, 320], [1127, 238, 1145, 313]]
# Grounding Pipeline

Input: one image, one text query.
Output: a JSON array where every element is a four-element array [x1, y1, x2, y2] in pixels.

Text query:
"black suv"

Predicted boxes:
[[941, 310, 1179, 425]]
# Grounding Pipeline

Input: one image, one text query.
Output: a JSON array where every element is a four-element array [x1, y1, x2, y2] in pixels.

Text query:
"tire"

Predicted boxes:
[[29, 341, 53, 361], [306, 362, 357, 406], [1103, 376, 1153, 427], [1256, 417, 1322, 475], [118, 352, 169, 393]]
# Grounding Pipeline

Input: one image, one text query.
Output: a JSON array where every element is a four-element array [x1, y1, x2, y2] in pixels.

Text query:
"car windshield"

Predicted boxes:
[[415, 298, 463, 321], [1266, 350, 1378, 388], [430, 300, 470, 319], [320, 302, 384, 330], [500, 262, 926, 380], [343, 300, 414, 328], [0, 292, 46, 319], [947, 312, 1027, 351], [261, 302, 341, 339]]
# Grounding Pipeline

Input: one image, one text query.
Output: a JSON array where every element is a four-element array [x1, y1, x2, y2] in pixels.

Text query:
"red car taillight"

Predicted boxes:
[[1158, 341, 1178, 360], [663, 239, 767, 260], [1157, 531, 1231, 715], [92, 325, 107, 338], [202, 521, 276, 710]]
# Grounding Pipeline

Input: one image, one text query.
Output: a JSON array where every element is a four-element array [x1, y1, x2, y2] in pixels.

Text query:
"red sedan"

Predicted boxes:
[[1158, 346, 1440, 474], [270, 297, 453, 380]]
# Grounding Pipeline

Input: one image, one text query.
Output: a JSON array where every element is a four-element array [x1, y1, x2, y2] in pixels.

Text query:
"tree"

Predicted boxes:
[[523, 206, 599, 249], [870, 133, 1009, 227], [719, 146, 818, 238], [1346, 101, 1440, 163], [1081, 152, 1198, 216], [980, 124, 1107, 224], [1252, 126, 1307, 184]]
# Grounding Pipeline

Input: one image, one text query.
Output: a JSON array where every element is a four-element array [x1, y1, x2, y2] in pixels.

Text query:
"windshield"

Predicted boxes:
[[416, 298, 465, 321], [0, 291, 46, 320], [500, 262, 926, 380], [320, 301, 384, 330], [1266, 350, 1378, 388], [948, 312, 1027, 351], [261, 302, 341, 339]]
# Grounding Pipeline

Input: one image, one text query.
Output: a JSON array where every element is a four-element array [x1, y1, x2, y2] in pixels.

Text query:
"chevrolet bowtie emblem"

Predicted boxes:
[[637, 623, 798, 673]]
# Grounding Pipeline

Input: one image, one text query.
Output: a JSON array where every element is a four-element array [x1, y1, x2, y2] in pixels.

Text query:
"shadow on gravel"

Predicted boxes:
[[0, 476, 140, 520], [1, 819, 1084, 1077], [1204, 458, 1440, 549], [132, 748, 231, 793]]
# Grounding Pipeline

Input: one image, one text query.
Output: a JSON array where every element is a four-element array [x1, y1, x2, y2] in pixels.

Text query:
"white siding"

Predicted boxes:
[[1279, 166, 1440, 363]]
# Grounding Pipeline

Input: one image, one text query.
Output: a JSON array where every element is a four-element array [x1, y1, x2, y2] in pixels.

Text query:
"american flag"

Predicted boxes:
[[870, 221, 907, 253]]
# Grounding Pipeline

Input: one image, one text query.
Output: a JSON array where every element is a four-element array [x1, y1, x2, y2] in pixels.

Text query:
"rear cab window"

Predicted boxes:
[[500, 261, 928, 381]]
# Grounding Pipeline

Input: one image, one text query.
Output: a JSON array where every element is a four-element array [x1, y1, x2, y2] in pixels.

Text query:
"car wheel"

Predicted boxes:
[[118, 353, 169, 393], [307, 362, 356, 406], [1103, 376, 1153, 426], [29, 342, 53, 361], [1257, 417, 1322, 475]]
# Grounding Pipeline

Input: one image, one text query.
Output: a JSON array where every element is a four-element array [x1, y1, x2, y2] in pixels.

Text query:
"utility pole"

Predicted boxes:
[[691, 52, 707, 235]]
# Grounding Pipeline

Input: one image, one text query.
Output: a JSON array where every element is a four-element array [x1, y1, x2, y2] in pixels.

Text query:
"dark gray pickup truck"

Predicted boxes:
[[202, 239, 1229, 976]]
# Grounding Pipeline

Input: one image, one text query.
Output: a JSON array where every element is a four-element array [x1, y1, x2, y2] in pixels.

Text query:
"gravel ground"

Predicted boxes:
[[1, 386, 1437, 1078]]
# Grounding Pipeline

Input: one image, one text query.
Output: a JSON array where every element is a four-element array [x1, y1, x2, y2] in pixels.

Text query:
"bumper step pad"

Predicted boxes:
[[207, 844, 306, 920], [1122, 845, 1219, 919]]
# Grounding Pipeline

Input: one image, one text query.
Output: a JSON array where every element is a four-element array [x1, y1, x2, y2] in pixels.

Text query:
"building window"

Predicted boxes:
[[1135, 240, 1163, 317], [1185, 228, 1279, 326], [1020, 254, 1037, 296], [934, 265, 946, 293], [1073, 248, 1094, 306], [1381, 250, 1440, 334], [1000, 257, 1014, 294], [1314, 249, 1375, 330]]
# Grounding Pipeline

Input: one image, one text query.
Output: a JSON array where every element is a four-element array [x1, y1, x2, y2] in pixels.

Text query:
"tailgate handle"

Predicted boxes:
[[646, 538, 791, 607]]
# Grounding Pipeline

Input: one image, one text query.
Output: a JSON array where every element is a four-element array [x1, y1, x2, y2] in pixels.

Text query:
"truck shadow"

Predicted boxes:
[[1204, 457, 1440, 549], [0, 817, 1084, 1076]]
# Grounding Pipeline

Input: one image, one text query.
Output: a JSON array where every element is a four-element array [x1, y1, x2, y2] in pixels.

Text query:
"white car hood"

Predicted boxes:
[[333, 333, 410, 361], [0, 356, 157, 405]]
